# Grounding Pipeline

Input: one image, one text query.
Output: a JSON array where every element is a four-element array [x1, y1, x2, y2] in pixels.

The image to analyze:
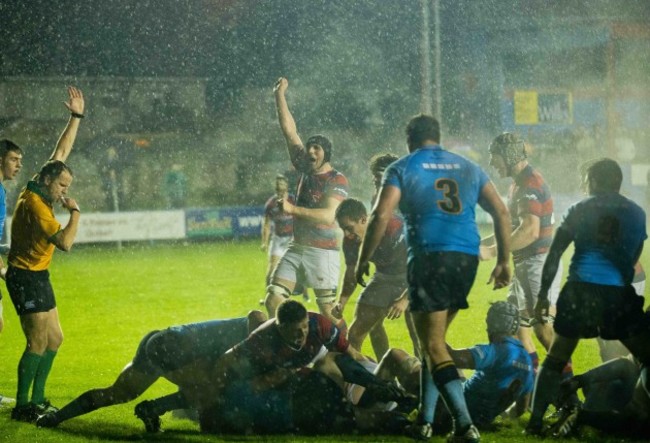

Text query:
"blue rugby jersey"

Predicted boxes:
[[382, 145, 490, 258], [561, 192, 646, 286], [465, 337, 534, 427]]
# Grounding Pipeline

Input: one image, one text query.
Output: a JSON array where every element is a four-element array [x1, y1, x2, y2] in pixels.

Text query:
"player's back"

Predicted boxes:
[[384, 146, 489, 256]]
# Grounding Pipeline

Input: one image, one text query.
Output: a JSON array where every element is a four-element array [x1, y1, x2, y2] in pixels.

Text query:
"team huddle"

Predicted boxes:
[[0, 79, 648, 442]]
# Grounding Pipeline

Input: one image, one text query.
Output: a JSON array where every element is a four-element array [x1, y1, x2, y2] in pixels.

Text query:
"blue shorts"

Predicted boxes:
[[407, 252, 478, 312]]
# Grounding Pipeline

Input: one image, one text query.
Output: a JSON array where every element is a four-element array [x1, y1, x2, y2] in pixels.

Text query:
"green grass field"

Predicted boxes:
[[0, 240, 646, 442]]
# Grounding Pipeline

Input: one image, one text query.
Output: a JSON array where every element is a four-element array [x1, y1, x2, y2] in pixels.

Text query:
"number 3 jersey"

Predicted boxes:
[[383, 145, 490, 258]]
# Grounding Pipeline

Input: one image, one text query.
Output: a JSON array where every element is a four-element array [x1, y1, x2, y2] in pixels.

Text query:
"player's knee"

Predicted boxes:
[[247, 310, 267, 331], [315, 292, 336, 308], [266, 284, 290, 300]]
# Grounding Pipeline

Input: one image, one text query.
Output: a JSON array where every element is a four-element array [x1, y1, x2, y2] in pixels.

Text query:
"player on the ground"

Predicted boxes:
[[264, 77, 349, 321], [0, 139, 23, 406], [7, 86, 84, 422], [195, 300, 408, 433], [333, 198, 411, 360], [549, 355, 649, 438], [527, 157, 650, 435], [36, 311, 268, 431], [356, 114, 511, 443], [408, 302, 534, 439]]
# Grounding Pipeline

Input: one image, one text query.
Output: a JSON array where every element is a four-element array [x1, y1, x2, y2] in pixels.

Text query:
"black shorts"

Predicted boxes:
[[131, 330, 164, 376], [407, 251, 479, 312], [554, 281, 648, 340], [6, 266, 56, 315]]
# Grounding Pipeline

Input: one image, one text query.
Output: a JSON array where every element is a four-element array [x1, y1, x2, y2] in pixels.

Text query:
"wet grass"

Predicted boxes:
[[0, 239, 646, 442]]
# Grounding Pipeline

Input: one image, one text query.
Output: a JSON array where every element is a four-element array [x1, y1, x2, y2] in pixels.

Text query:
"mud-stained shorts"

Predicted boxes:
[[508, 254, 561, 314], [358, 272, 407, 309], [272, 244, 340, 291], [407, 252, 478, 313]]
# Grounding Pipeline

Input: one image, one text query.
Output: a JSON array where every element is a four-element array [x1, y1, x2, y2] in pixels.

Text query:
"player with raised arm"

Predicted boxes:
[[7, 86, 84, 422], [264, 78, 349, 322], [356, 114, 511, 443]]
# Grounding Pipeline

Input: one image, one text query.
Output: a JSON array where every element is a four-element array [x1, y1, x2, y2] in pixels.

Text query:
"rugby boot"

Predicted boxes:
[[134, 400, 163, 433], [447, 424, 480, 443]]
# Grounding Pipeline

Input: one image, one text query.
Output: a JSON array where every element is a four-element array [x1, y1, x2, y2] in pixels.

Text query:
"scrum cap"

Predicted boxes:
[[488, 132, 526, 168], [486, 301, 519, 337], [306, 135, 332, 163]]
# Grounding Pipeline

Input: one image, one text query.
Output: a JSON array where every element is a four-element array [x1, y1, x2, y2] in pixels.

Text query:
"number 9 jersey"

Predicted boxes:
[[382, 145, 490, 258]]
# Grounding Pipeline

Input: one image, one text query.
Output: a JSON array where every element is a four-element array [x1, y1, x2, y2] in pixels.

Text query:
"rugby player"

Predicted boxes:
[[481, 133, 562, 374], [356, 114, 511, 443], [333, 197, 410, 360], [527, 158, 650, 435], [264, 77, 349, 321], [36, 311, 268, 431], [0, 139, 23, 406]]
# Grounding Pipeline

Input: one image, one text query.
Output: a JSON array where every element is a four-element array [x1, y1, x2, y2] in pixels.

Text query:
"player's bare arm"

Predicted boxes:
[[446, 345, 476, 370], [260, 214, 271, 251], [534, 227, 572, 322], [479, 181, 512, 289], [481, 213, 540, 260], [51, 197, 81, 252], [386, 291, 408, 320], [332, 265, 357, 319], [50, 86, 85, 163], [281, 195, 340, 225], [356, 185, 400, 286], [273, 77, 304, 166]]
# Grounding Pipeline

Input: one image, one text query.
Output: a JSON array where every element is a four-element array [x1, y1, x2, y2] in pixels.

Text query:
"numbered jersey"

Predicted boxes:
[[383, 145, 490, 258], [561, 192, 646, 286]]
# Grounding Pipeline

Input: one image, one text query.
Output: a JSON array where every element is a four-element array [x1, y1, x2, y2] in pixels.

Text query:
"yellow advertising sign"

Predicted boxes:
[[514, 90, 539, 125]]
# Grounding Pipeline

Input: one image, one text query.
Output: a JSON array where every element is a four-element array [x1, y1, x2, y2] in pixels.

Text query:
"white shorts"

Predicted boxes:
[[509, 254, 561, 315], [272, 244, 340, 291], [358, 272, 407, 309], [269, 234, 291, 258]]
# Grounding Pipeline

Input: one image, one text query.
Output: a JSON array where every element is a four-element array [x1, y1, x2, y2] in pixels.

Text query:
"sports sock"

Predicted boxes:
[[432, 361, 472, 433], [529, 355, 565, 427], [16, 352, 42, 406], [31, 350, 57, 404], [419, 359, 439, 424], [145, 392, 188, 415], [334, 354, 377, 387], [51, 390, 99, 423]]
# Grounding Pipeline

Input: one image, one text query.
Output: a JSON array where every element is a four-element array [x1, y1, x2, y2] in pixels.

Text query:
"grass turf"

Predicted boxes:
[[0, 239, 646, 442]]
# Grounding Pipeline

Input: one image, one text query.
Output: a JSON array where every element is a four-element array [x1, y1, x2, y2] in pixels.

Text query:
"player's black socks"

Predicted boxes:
[[334, 354, 377, 387], [52, 390, 99, 423], [144, 392, 188, 415]]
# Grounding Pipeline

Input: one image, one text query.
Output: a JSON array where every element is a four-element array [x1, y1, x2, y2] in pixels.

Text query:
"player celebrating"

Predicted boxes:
[[264, 77, 349, 320]]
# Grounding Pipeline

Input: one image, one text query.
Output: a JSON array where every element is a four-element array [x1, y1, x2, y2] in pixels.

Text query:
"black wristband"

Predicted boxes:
[[71, 112, 85, 119], [70, 208, 81, 214]]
